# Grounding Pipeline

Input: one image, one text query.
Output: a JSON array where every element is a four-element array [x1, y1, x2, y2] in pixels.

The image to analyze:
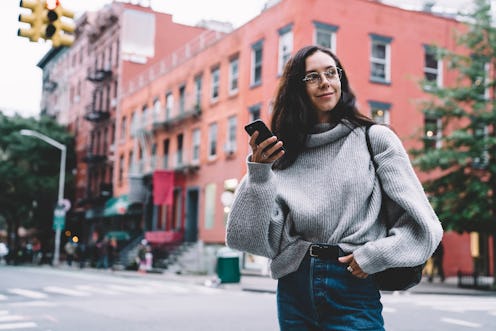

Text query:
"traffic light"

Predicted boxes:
[[43, 0, 75, 48], [18, 0, 44, 42]]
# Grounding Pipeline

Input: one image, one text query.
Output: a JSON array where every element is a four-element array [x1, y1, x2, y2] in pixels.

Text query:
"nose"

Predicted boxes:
[[318, 72, 331, 87]]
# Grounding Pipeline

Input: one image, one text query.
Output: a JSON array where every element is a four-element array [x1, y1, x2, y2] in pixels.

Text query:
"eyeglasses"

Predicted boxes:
[[302, 67, 343, 85]]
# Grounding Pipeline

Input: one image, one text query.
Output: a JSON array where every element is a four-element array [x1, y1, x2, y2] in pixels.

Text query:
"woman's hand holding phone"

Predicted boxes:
[[244, 120, 285, 163]]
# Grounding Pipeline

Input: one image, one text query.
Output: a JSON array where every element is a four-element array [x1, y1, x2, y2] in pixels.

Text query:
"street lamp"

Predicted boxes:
[[20, 129, 67, 266]]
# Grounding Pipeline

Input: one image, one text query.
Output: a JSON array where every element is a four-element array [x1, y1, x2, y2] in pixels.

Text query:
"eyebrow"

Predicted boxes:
[[304, 65, 337, 74]]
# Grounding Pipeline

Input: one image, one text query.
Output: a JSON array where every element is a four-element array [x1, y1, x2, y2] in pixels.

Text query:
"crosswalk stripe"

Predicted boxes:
[[441, 317, 481, 328], [0, 315, 24, 322], [106, 284, 156, 294], [43, 286, 91, 297], [7, 289, 47, 299], [0, 322, 37, 330], [74, 285, 120, 295], [0, 295, 7, 301]]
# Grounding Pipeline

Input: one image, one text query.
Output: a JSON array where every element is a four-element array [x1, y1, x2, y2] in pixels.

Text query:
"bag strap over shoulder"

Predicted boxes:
[[365, 125, 379, 171]]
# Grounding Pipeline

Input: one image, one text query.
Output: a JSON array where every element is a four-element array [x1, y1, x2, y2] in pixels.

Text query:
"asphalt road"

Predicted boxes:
[[0, 265, 495, 330]]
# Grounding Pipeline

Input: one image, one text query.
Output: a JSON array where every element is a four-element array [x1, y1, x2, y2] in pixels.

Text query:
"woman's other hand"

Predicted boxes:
[[339, 254, 369, 279]]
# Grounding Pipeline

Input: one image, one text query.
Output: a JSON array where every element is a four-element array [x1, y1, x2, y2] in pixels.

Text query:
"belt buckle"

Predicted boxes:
[[309, 244, 322, 258]]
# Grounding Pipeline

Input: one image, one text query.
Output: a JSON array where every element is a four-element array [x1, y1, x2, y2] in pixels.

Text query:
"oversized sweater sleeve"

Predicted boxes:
[[225, 158, 286, 259], [353, 125, 443, 274]]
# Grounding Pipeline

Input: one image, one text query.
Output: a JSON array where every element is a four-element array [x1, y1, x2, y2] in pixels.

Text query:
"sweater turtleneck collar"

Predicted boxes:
[[306, 121, 354, 148]]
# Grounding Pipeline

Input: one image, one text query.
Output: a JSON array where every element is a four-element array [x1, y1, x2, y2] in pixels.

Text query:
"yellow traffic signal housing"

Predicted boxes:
[[18, 0, 44, 42], [43, 1, 76, 48]]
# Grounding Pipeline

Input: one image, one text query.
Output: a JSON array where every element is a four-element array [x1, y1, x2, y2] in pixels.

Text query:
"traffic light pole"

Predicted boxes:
[[20, 129, 66, 266]]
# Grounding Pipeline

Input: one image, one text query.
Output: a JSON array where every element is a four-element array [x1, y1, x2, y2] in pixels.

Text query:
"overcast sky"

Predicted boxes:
[[0, 0, 482, 117]]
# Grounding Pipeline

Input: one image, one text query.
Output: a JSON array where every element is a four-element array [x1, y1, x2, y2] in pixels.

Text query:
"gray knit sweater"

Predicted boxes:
[[226, 122, 443, 279]]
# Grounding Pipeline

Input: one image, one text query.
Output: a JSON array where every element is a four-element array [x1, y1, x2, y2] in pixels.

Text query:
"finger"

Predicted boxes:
[[338, 254, 353, 264], [258, 136, 277, 150], [265, 141, 284, 157], [249, 131, 259, 149]]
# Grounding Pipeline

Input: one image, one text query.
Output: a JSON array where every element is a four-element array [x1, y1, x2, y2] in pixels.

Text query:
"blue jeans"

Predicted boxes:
[[277, 249, 384, 331]]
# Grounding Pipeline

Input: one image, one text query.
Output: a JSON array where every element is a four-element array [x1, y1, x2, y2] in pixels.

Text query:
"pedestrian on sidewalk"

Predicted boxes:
[[428, 241, 445, 282], [226, 45, 443, 331]]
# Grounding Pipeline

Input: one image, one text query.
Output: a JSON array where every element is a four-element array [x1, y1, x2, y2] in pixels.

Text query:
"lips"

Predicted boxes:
[[317, 92, 334, 98]]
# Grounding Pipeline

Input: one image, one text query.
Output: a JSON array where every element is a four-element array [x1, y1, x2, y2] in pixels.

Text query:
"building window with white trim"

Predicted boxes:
[[192, 128, 200, 163], [424, 115, 442, 150], [313, 21, 338, 53], [211, 66, 220, 101], [229, 55, 239, 95], [370, 34, 392, 84], [424, 45, 442, 88], [251, 40, 263, 87], [208, 122, 218, 159], [194, 74, 202, 110], [225, 115, 237, 154], [278, 24, 293, 75], [165, 92, 174, 120], [368, 101, 391, 125]]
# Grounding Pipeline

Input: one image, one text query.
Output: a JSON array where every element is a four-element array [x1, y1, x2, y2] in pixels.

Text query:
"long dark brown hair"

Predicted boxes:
[[271, 45, 375, 169]]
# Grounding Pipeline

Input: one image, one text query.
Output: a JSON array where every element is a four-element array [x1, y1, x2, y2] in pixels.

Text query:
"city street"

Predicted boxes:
[[0, 265, 495, 330]]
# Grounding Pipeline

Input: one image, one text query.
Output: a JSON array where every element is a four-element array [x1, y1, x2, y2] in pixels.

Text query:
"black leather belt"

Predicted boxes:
[[308, 244, 340, 260]]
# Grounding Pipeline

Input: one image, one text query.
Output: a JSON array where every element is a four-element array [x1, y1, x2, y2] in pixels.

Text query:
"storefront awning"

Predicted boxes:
[[103, 195, 129, 217]]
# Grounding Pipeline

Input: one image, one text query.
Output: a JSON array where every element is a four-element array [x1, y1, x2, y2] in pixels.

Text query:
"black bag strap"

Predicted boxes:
[[366, 125, 390, 226], [365, 125, 381, 186]]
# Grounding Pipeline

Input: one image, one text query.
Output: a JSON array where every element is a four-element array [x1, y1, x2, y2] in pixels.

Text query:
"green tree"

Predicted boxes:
[[411, 0, 496, 279], [0, 112, 75, 263]]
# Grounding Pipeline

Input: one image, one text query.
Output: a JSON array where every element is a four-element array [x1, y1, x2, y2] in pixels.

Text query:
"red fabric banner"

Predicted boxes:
[[153, 170, 174, 205]]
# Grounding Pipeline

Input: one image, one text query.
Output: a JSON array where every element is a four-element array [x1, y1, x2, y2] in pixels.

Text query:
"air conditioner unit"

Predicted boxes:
[[110, 98, 117, 108], [224, 142, 236, 155]]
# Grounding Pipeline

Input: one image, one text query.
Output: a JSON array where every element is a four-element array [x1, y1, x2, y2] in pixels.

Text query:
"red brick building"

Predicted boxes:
[[39, 0, 492, 276]]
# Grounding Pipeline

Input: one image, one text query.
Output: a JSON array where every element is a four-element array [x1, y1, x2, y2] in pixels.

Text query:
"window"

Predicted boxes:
[[176, 134, 183, 167], [151, 143, 157, 170], [194, 74, 202, 110], [229, 56, 239, 94], [424, 115, 442, 150], [314, 21, 338, 53], [472, 56, 490, 100], [225, 115, 237, 154], [165, 92, 174, 119], [120, 116, 126, 140], [211, 66, 220, 101], [118, 155, 124, 184], [424, 45, 442, 88], [208, 122, 218, 158], [473, 123, 489, 169], [278, 24, 293, 75], [204, 183, 216, 229], [192, 128, 201, 163], [370, 34, 392, 83], [248, 103, 261, 122], [251, 40, 264, 86], [163, 138, 170, 169], [179, 85, 186, 113], [368, 101, 391, 125], [153, 97, 161, 122], [142, 104, 149, 127]]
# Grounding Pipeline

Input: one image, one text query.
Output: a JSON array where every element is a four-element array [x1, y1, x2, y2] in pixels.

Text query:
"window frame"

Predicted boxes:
[[369, 34, 392, 84]]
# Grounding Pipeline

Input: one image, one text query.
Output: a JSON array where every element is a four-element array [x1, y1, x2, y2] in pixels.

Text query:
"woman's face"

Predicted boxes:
[[304, 50, 342, 123]]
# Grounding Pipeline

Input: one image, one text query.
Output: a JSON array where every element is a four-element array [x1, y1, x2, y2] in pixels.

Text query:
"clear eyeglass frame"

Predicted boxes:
[[302, 67, 343, 85]]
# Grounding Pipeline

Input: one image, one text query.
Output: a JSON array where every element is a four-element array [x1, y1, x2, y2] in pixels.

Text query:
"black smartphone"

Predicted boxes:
[[244, 119, 284, 154]]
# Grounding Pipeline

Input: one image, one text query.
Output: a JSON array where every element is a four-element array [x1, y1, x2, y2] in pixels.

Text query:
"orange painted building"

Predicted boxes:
[[110, 0, 495, 276]]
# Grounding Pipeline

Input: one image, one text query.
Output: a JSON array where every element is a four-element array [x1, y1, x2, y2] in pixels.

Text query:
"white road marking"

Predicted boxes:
[[74, 285, 120, 295], [0, 315, 24, 322], [10, 301, 56, 307], [0, 295, 7, 301], [42, 286, 91, 297], [382, 307, 396, 313], [7, 289, 47, 299], [440, 317, 481, 328], [0, 322, 37, 330]]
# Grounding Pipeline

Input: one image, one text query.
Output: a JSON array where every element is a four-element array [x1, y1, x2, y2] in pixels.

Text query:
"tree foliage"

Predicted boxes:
[[0, 112, 75, 249], [411, 0, 496, 233]]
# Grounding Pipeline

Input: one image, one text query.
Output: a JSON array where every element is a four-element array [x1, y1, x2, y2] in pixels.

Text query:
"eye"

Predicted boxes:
[[303, 72, 319, 83]]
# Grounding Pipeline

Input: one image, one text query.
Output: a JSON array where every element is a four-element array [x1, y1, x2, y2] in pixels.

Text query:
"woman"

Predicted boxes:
[[226, 45, 443, 330]]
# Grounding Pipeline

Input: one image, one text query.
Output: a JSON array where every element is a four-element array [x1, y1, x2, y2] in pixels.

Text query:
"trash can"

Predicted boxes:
[[216, 247, 241, 283]]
